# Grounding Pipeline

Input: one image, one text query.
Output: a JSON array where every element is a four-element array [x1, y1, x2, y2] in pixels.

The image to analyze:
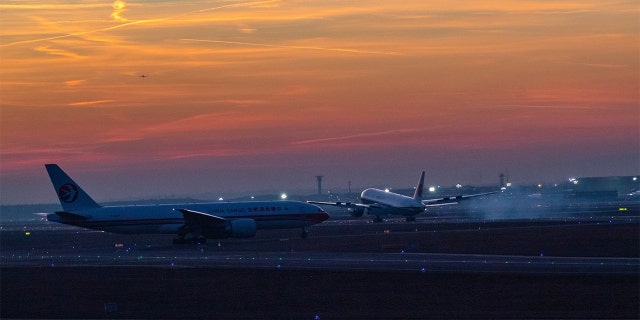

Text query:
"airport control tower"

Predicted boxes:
[[316, 176, 323, 195]]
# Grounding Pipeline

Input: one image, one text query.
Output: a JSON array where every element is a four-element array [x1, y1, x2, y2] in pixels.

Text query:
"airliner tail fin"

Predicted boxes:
[[45, 164, 101, 212], [413, 171, 426, 201]]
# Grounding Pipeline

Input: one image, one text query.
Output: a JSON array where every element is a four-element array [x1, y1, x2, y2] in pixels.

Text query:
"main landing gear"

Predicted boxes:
[[301, 227, 309, 239], [405, 216, 416, 222], [172, 235, 207, 245]]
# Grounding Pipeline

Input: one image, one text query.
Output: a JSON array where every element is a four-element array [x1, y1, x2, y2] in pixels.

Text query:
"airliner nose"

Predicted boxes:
[[308, 205, 329, 223], [317, 209, 330, 222]]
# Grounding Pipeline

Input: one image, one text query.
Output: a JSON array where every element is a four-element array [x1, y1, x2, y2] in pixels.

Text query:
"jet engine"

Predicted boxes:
[[225, 218, 257, 238], [199, 218, 257, 239], [348, 207, 365, 218]]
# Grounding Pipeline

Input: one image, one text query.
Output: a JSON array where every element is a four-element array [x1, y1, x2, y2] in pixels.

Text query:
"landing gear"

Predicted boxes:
[[301, 227, 309, 239], [406, 216, 416, 222], [172, 235, 207, 245], [172, 237, 188, 245], [373, 216, 383, 223]]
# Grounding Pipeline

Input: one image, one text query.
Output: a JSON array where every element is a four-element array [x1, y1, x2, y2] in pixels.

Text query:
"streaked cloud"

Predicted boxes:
[[1, 0, 280, 47], [68, 100, 115, 106], [549, 59, 628, 69], [34, 46, 83, 59], [291, 129, 424, 146], [0, 3, 108, 10], [63, 80, 86, 87], [0, 0, 638, 202], [494, 104, 597, 110], [111, 0, 128, 22], [181, 39, 406, 56]]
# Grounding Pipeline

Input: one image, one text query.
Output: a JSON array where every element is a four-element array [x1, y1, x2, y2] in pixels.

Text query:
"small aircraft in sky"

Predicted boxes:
[[44, 164, 328, 244], [139, 74, 148, 78], [308, 171, 498, 222]]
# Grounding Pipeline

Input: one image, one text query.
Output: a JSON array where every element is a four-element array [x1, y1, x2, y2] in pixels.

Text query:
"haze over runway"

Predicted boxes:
[[1, 1, 638, 204]]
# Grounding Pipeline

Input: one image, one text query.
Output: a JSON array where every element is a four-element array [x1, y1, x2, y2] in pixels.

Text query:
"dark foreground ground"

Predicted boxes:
[[2, 217, 639, 319], [3, 267, 638, 319]]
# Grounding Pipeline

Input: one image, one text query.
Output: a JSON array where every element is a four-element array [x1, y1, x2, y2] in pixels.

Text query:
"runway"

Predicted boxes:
[[2, 217, 638, 273], [3, 241, 638, 274], [2, 216, 639, 318]]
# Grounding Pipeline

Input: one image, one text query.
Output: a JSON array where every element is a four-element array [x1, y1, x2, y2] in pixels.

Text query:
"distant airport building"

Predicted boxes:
[[566, 176, 639, 199], [316, 176, 323, 195]]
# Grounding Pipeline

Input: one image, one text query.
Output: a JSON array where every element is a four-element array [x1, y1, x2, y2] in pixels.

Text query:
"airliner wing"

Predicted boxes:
[[176, 209, 257, 239], [177, 209, 226, 227], [306, 201, 379, 209], [422, 191, 499, 207]]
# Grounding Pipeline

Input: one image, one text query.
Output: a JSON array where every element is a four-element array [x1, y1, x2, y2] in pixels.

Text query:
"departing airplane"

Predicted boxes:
[[308, 171, 498, 222], [44, 164, 328, 244]]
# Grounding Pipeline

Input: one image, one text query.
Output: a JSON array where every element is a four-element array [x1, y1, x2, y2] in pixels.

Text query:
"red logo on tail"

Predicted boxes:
[[58, 184, 78, 203]]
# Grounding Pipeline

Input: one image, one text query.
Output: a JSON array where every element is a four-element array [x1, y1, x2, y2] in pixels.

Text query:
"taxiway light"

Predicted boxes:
[[280, 193, 287, 200], [429, 187, 436, 192]]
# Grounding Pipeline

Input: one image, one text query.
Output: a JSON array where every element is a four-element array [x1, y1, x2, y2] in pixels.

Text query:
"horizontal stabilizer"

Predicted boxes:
[[423, 191, 499, 206], [53, 211, 90, 220]]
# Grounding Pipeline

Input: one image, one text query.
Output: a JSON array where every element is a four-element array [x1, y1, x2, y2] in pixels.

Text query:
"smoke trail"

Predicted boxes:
[[111, 0, 128, 22]]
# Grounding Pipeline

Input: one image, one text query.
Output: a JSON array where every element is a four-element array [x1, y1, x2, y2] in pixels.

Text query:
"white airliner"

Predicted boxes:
[[44, 164, 329, 244], [308, 171, 498, 222]]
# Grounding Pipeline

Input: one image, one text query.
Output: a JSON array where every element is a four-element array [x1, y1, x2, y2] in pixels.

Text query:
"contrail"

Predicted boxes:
[[291, 129, 422, 145], [181, 39, 406, 56], [1, 20, 154, 47], [1, 0, 279, 47], [68, 100, 115, 106]]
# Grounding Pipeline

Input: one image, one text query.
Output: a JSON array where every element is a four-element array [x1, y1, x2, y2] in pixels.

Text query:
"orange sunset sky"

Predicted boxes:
[[1, 0, 638, 204]]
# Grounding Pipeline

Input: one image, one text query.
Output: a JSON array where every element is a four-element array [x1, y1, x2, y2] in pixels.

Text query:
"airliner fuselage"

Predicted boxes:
[[360, 188, 425, 216], [44, 164, 328, 243], [47, 201, 328, 235]]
